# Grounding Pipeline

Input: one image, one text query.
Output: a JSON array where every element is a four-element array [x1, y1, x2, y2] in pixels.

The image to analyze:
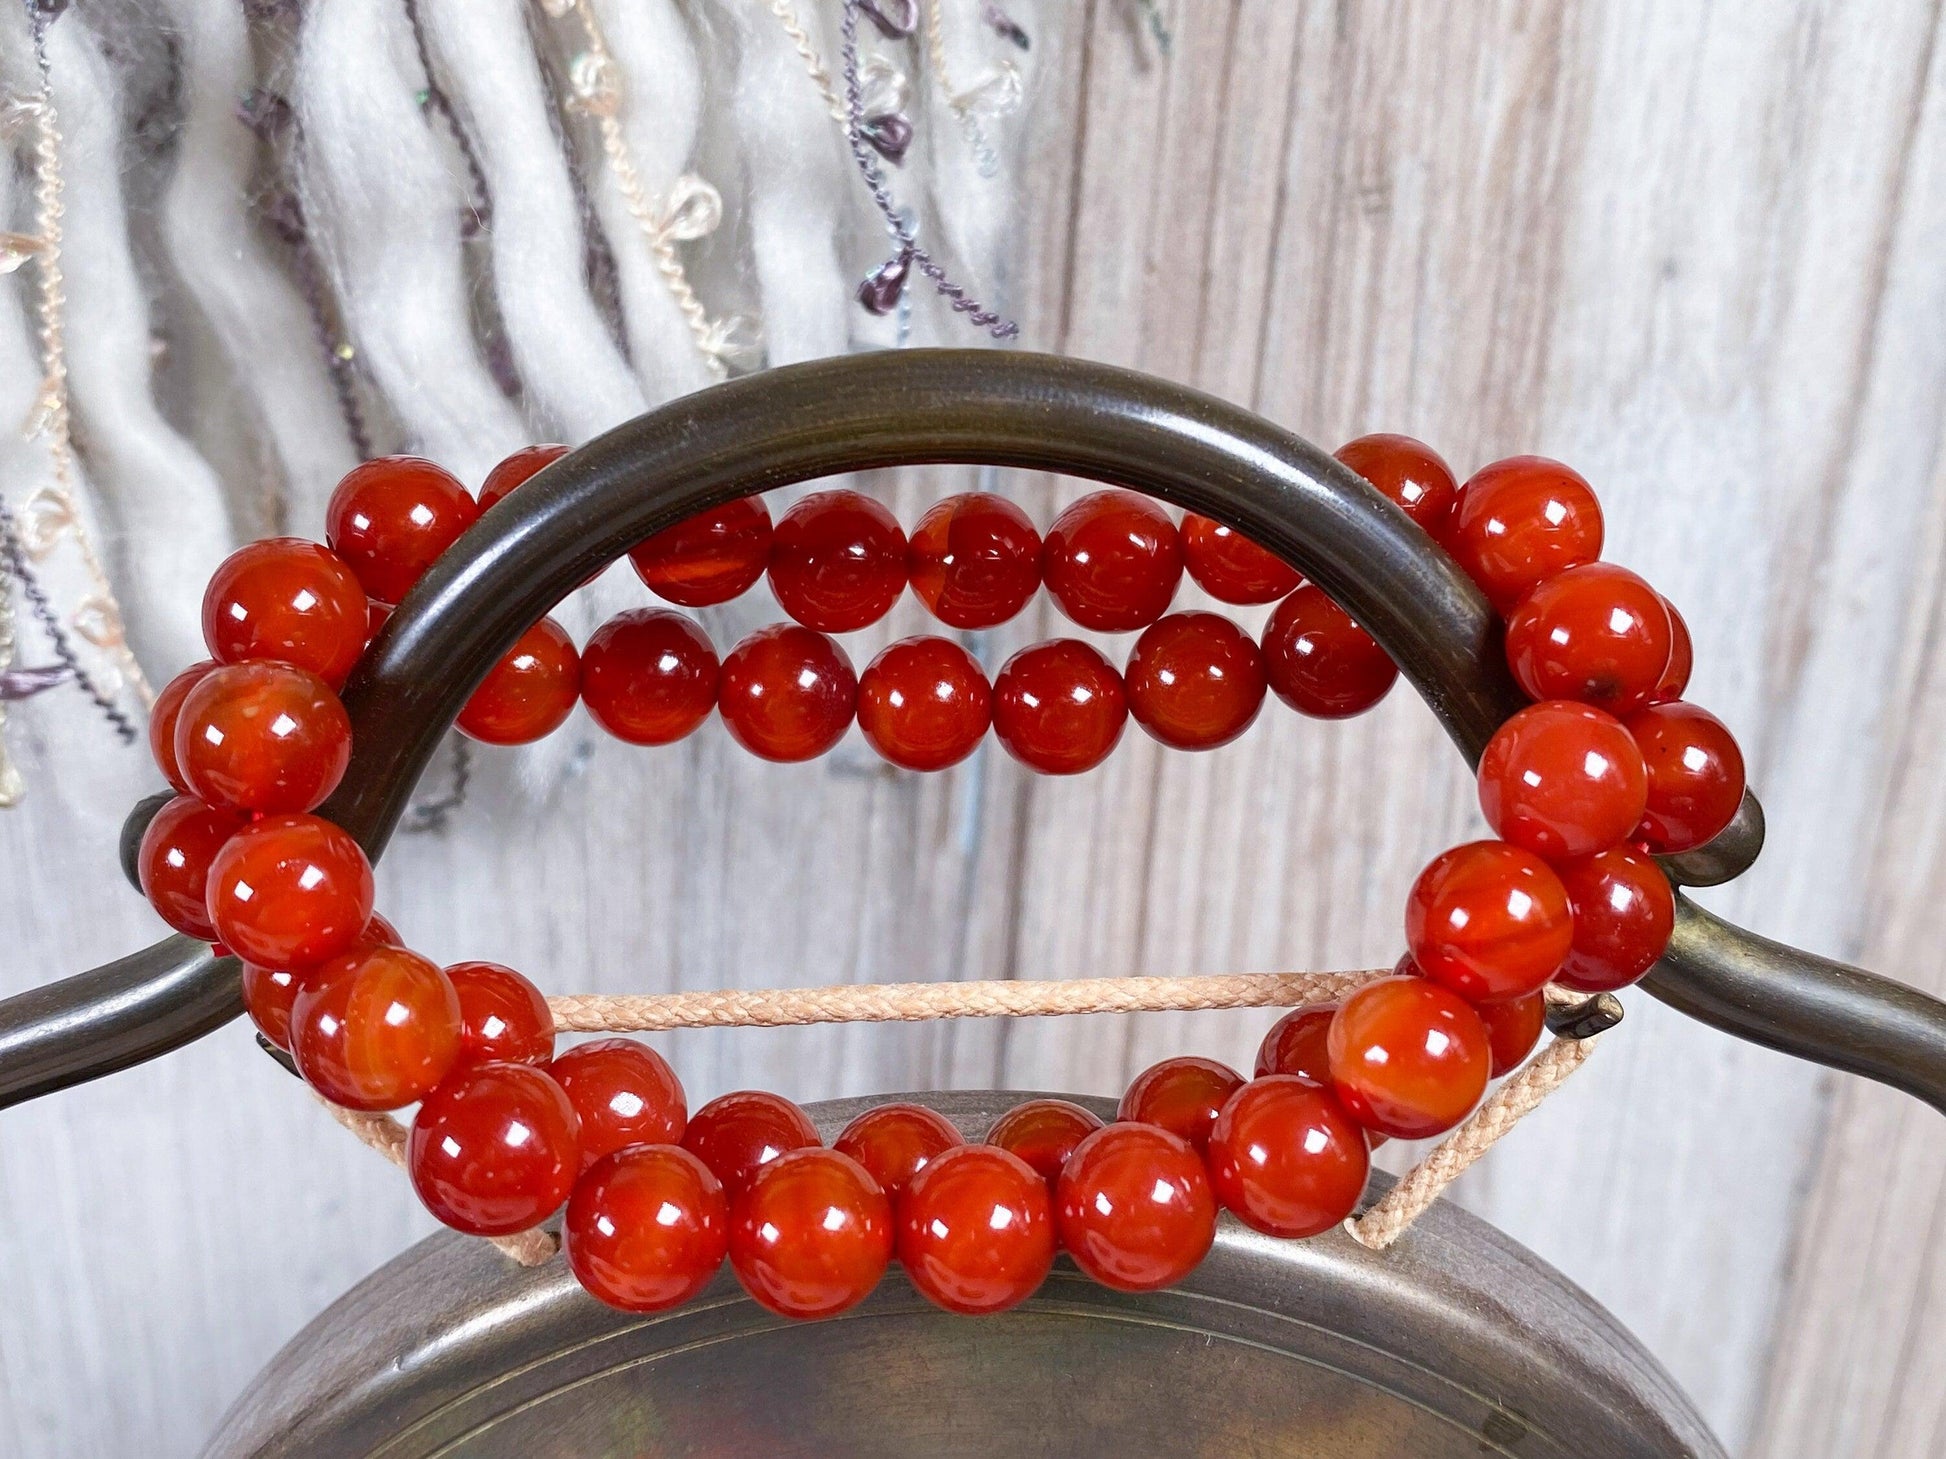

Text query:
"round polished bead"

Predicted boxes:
[[291, 943, 461, 1110], [202, 537, 368, 687], [1326, 975, 1491, 1139], [1334, 433, 1461, 537], [1478, 990, 1547, 1077], [446, 961, 555, 1068], [990, 639, 1127, 775], [565, 1144, 729, 1312], [1444, 456, 1604, 613], [456, 617, 581, 745], [1124, 612, 1267, 751], [1505, 563, 1674, 714], [1041, 490, 1183, 632], [1055, 1122, 1215, 1293], [174, 662, 351, 815], [767, 489, 907, 632], [898, 1144, 1055, 1315], [326, 455, 480, 605], [1179, 515, 1300, 605], [907, 492, 1041, 628], [580, 609, 718, 746], [1654, 598, 1693, 702], [682, 1089, 821, 1199], [1405, 840, 1573, 1002], [729, 1147, 893, 1320], [477, 443, 570, 509], [716, 623, 856, 762], [551, 1039, 688, 1171], [833, 1102, 963, 1201], [984, 1099, 1103, 1189], [1205, 1075, 1370, 1238], [856, 636, 991, 771], [1624, 701, 1746, 854], [408, 1062, 580, 1235], [241, 914, 398, 1050], [1253, 1003, 1337, 1081], [1476, 700, 1648, 861], [1117, 1055, 1245, 1153], [150, 661, 216, 793], [206, 812, 375, 969], [630, 497, 774, 607], [138, 794, 248, 942], [1554, 843, 1676, 992], [1261, 584, 1398, 718]]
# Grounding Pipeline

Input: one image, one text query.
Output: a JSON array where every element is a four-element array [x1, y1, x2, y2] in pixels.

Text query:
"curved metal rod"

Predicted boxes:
[[1, 349, 1939, 1114]]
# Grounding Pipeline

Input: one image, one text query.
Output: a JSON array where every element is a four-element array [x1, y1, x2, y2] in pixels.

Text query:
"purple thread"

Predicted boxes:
[[0, 664, 69, 700], [0, 497, 139, 744]]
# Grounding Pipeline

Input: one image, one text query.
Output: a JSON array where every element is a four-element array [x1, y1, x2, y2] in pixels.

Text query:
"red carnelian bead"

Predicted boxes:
[[551, 1039, 688, 1171], [138, 794, 248, 941], [1124, 612, 1267, 750], [580, 609, 718, 746], [899, 1144, 1055, 1315], [908, 492, 1041, 628], [682, 1089, 821, 1199], [241, 914, 398, 1050], [990, 639, 1127, 775], [729, 1147, 893, 1320], [630, 497, 774, 607], [456, 617, 580, 745], [478, 443, 570, 509], [1056, 1123, 1216, 1293], [767, 489, 907, 632], [150, 661, 215, 792], [1478, 990, 1547, 1076], [833, 1102, 963, 1200], [446, 961, 555, 1068], [985, 1099, 1104, 1189], [565, 1145, 729, 1312], [325, 455, 480, 605], [206, 812, 374, 968], [856, 637, 991, 772], [1205, 1075, 1370, 1238], [202, 538, 367, 687], [717, 624, 856, 761], [1118, 1055, 1245, 1152], [1254, 1003, 1337, 1081], [1554, 843, 1676, 992], [1261, 584, 1398, 719], [1444, 457, 1604, 613], [1505, 563, 1673, 714], [1654, 598, 1693, 702], [174, 662, 352, 815], [1624, 701, 1746, 854], [1476, 701, 1648, 861], [291, 944, 460, 1110], [1335, 433, 1461, 537], [408, 1062, 580, 1235], [1179, 515, 1300, 605], [1042, 490, 1183, 632], [1326, 975, 1491, 1139], [1405, 841, 1573, 1002]]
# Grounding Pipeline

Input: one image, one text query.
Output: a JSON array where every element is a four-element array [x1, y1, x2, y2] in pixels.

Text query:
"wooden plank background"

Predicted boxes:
[[2, 1, 1944, 1453]]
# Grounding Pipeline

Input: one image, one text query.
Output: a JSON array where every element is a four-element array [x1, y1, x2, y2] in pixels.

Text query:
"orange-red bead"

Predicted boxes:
[[551, 1038, 688, 1172], [206, 812, 375, 969], [717, 623, 856, 762], [682, 1089, 821, 1199], [1179, 514, 1299, 605], [767, 489, 907, 632], [150, 661, 215, 793], [1117, 1055, 1244, 1153], [446, 960, 555, 1068], [456, 617, 581, 745], [1444, 456, 1604, 613], [629, 497, 774, 607], [1205, 1075, 1370, 1238], [202, 538, 367, 688], [898, 1144, 1055, 1315], [1405, 840, 1573, 1002], [907, 492, 1041, 628], [1553, 843, 1676, 992], [408, 1061, 580, 1235], [1476, 701, 1647, 862], [174, 662, 351, 815], [291, 943, 461, 1111], [1334, 433, 1460, 537], [1055, 1122, 1215, 1293], [1654, 599, 1693, 702], [833, 1102, 963, 1200], [985, 1098, 1103, 1190], [1624, 701, 1746, 854], [565, 1145, 729, 1312], [477, 444, 570, 509], [1478, 989, 1547, 1076], [240, 913, 398, 1050], [990, 639, 1126, 775], [1041, 490, 1183, 632], [856, 636, 991, 771], [138, 794, 248, 942], [326, 455, 480, 605], [1253, 1003, 1337, 1082], [728, 1147, 893, 1320], [1124, 612, 1267, 750], [580, 609, 718, 746], [1505, 563, 1673, 714], [1326, 975, 1491, 1139], [1261, 584, 1398, 719]]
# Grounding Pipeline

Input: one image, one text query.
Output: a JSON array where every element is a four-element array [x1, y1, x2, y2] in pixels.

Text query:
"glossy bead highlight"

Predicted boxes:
[[291, 944, 461, 1110], [566, 1145, 729, 1312], [1055, 1122, 1216, 1292], [326, 455, 480, 605], [898, 1144, 1055, 1315], [1443, 456, 1604, 613], [408, 1062, 580, 1235], [833, 1102, 963, 1200], [728, 1147, 893, 1320], [201, 538, 367, 687], [1041, 490, 1182, 632], [1505, 563, 1673, 713], [456, 617, 581, 745], [1476, 701, 1648, 861], [206, 812, 375, 969], [716, 624, 857, 762], [552, 1039, 688, 1171], [1326, 975, 1491, 1140], [985, 1099, 1103, 1189], [150, 660, 215, 793], [856, 637, 992, 771], [446, 961, 556, 1068], [1405, 840, 1574, 1002], [1624, 701, 1746, 854], [767, 489, 907, 632], [990, 639, 1126, 774], [1334, 433, 1460, 537], [1205, 1075, 1370, 1238], [580, 609, 718, 746], [1180, 514, 1299, 604], [1554, 843, 1676, 992], [1117, 1055, 1244, 1152], [1124, 612, 1267, 750], [174, 662, 351, 815], [1261, 584, 1398, 719], [682, 1089, 821, 1199], [907, 492, 1041, 628], [630, 497, 773, 607], [138, 794, 249, 942]]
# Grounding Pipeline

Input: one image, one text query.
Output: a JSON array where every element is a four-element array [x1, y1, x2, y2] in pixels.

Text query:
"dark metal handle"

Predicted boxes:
[[3, 349, 1941, 1112]]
